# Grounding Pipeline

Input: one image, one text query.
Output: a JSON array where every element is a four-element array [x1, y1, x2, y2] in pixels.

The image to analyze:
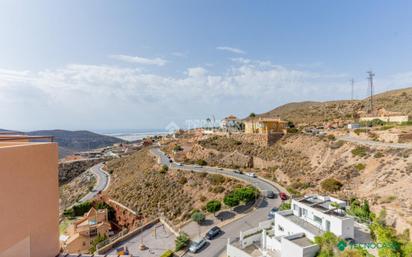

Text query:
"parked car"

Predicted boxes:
[[194, 165, 203, 168], [267, 213, 274, 220], [189, 239, 207, 253], [233, 170, 241, 174], [246, 172, 256, 178], [206, 226, 221, 240], [279, 192, 288, 201], [266, 191, 276, 199], [269, 207, 278, 216], [175, 162, 183, 166]]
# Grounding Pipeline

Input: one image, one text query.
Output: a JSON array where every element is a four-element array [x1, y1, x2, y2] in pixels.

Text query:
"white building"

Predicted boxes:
[[226, 195, 354, 257]]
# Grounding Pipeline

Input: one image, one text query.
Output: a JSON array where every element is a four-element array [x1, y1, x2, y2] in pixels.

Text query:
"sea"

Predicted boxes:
[[102, 129, 170, 142]]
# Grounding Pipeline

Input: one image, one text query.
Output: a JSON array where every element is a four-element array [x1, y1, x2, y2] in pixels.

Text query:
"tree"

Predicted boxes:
[[206, 200, 221, 216], [314, 232, 339, 257], [173, 145, 183, 152], [321, 178, 343, 192], [161, 164, 169, 173], [249, 113, 256, 118], [175, 232, 190, 251], [223, 194, 240, 207], [89, 233, 107, 253], [191, 211, 205, 224]]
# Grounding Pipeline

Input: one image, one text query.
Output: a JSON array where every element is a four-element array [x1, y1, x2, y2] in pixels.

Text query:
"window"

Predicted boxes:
[[314, 215, 322, 224], [302, 208, 307, 217]]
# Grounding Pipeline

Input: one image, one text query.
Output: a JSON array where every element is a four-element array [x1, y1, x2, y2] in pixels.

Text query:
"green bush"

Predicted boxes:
[[314, 232, 339, 257], [68, 201, 92, 217], [191, 211, 205, 224], [321, 178, 343, 192], [223, 194, 240, 207], [89, 233, 107, 253], [351, 146, 368, 157], [279, 201, 291, 210], [374, 152, 384, 158], [178, 176, 188, 185], [161, 164, 169, 173], [330, 140, 344, 149], [286, 186, 301, 196], [175, 232, 190, 251], [195, 159, 208, 166], [173, 145, 183, 152], [223, 186, 259, 207], [347, 199, 373, 223], [160, 250, 174, 257], [327, 134, 336, 141], [206, 200, 221, 214], [354, 128, 369, 135], [354, 163, 366, 171], [287, 127, 299, 133], [208, 174, 225, 185], [210, 186, 225, 193]]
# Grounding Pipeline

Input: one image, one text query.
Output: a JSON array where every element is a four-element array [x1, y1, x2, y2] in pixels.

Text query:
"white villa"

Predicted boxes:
[[227, 195, 355, 257]]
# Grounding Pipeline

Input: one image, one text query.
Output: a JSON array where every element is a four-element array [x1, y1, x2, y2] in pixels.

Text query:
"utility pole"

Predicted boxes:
[[350, 78, 354, 100], [367, 71, 375, 114]]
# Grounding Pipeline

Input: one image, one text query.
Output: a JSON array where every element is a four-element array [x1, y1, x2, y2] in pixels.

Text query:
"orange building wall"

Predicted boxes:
[[0, 142, 60, 257]]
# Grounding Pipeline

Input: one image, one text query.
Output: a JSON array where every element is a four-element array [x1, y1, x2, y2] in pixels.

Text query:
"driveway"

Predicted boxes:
[[337, 135, 412, 149]]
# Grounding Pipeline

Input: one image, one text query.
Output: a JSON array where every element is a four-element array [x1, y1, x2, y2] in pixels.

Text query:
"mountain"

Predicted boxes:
[[27, 130, 123, 158], [258, 87, 412, 124]]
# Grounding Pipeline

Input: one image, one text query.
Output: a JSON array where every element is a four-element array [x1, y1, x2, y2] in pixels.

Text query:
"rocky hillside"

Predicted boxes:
[[181, 134, 412, 236], [106, 148, 244, 224], [259, 87, 412, 123], [28, 130, 123, 158]]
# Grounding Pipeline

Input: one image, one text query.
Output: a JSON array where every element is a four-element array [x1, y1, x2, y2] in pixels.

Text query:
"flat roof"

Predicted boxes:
[[278, 211, 323, 236], [297, 196, 348, 219], [288, 235, 315, 247]]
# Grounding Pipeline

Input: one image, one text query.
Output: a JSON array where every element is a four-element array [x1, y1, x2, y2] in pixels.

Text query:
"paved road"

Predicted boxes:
[[337, 135, 412, 149], [79, 163, 110, 203], [150, 147, 282, 257]]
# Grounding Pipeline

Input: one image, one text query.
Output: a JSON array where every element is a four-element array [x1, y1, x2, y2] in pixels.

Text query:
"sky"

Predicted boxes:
[[1, 0, 412, 131]]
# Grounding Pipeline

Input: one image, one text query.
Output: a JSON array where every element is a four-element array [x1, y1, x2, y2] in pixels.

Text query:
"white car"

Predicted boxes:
[[189, 239, 207, 253], [247, 172, 256, 178], [175, 162, 183, 166]]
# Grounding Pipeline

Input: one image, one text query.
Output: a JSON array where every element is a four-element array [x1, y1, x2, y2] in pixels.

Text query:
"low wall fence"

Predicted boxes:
[[96, 218, 160, 254]]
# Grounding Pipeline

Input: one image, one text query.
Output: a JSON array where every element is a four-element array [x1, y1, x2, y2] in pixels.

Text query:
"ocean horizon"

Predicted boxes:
[[102, 129, 170, 142]]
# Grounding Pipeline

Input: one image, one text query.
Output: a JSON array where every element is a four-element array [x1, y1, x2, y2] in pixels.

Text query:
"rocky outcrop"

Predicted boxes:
[[58, 159, 101, 185]]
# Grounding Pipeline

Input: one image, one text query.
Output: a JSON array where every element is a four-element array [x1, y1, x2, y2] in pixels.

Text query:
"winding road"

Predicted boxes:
[[150, 147, 283, 257], [79, 163, 110, 203], [337, 135, 412, 149]]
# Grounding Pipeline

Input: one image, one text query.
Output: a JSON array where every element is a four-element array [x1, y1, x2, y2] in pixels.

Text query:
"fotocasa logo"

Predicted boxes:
[[337, 240, 400, 251]]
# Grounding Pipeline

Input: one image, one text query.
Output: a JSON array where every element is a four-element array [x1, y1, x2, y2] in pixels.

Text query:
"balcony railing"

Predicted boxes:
[[0, 135, 54, 142]]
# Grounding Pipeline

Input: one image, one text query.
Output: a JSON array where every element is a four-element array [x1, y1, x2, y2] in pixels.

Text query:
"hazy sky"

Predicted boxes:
[[1, 0, 412, 131]]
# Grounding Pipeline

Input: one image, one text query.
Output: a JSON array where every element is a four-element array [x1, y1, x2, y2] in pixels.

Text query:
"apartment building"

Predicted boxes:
[[227, 195, 355, 257], [62, 208, 111, 253], [0, 134, 60, 257]]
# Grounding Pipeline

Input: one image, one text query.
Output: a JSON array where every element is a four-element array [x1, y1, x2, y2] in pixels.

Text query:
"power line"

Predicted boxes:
[[367, 71, 375, 113]]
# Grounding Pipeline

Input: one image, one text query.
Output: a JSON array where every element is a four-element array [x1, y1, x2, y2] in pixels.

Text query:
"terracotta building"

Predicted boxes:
[[0, 134, 60, 257], [62, 208, 111, 253], [244, 117, 287, 134]]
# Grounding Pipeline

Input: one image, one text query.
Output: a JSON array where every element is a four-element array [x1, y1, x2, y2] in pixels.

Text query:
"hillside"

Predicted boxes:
[[178, 133, 412, 236], [27, 130, 123, 157], [259, 87, 412, 123], [106, 148, 245, 225]]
